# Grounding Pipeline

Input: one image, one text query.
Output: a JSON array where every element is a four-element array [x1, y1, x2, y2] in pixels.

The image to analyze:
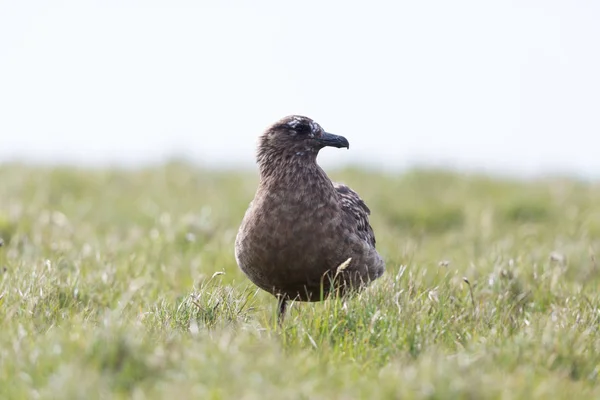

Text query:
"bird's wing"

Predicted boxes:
[[334, 183, 376, 247]]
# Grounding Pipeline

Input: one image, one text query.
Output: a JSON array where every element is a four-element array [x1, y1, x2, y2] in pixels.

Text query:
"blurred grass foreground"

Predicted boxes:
[[1, 162, 600, 399]]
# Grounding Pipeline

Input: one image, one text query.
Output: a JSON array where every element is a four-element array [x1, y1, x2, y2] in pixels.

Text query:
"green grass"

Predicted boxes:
[[1, 162, 600, 399]]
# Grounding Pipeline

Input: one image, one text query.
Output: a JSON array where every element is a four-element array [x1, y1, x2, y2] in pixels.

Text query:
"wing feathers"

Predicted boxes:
[[334, 183, 376, 247]]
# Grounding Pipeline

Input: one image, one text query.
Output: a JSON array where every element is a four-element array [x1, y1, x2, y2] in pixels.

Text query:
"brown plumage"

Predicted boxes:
[[235, 115, 385, 322]]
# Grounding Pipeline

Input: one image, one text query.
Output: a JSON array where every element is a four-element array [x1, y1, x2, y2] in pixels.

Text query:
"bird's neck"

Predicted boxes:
[[257, 145, 319, 181], [257, 153, 332, 193]]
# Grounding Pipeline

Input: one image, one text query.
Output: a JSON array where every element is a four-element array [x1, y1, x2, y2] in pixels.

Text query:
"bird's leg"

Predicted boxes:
[[277, 296, 288, 325]]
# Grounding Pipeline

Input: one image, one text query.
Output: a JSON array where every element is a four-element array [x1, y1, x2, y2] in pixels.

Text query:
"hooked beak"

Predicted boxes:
[[316, 132, 350, 149]]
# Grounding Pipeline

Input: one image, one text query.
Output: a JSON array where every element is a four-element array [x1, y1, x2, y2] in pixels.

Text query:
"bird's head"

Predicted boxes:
[[257, 115, 349, 167]]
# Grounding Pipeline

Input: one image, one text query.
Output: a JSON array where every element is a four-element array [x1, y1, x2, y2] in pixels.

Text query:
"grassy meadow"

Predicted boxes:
[[1, 162, 600, 399]]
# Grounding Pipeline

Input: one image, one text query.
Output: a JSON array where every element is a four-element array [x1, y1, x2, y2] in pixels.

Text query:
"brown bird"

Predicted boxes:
[[235, 115, 385, 322]]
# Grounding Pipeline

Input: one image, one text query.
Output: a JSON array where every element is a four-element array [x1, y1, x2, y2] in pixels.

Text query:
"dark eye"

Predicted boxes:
[[296, 124, 310, 135]]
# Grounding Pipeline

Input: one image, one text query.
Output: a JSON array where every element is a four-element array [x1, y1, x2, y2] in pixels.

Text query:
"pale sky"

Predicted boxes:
[[1, 1, 599, 176]]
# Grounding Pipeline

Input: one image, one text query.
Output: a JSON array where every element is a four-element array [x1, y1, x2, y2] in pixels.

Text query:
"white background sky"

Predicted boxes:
[[1, 0, 599, 176]]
